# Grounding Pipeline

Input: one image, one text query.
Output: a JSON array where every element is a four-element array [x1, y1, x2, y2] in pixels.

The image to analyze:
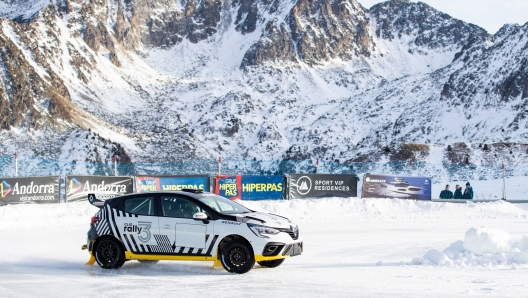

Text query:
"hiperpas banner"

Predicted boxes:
[[215, 176, 285, 201], [289, 174, 358, 199], [215, 175, 242, 200], [65, 175, 133, 202], [135, 176, 210, 193], [0, 176, 60, 204], [361, 174, 432, 200], [240, 176, 285, 201]]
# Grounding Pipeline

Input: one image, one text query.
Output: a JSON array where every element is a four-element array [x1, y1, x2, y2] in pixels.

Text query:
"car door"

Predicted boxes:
[[113, 195, 159, 253], [158, 195, 212, 255]]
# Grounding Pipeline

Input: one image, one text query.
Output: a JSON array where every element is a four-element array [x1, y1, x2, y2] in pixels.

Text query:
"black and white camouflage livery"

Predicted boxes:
[[85, 190, 303, 273]]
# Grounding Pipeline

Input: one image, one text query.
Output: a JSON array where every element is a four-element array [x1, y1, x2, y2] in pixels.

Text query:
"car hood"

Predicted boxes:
[[233, 212, 296, 229]]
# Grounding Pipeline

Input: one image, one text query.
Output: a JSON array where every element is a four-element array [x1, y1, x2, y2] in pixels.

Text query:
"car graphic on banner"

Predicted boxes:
[[361, 174, 432, 200]]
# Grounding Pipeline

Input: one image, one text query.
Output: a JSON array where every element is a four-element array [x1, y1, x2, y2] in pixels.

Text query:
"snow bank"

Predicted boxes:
[[463, 227, 511, 255], [0, 202, 97, 233], [240, 198, 528, 221], [1, 198, 527, 234], [412, 227, 528, 266]]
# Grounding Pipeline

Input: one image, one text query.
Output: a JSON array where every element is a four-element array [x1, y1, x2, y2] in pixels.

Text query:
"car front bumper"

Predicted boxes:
[[250, 232, 303, 261]]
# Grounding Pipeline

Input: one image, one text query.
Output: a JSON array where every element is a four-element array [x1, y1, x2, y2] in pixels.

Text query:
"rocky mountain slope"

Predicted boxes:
[[0, 0, 526, 170]]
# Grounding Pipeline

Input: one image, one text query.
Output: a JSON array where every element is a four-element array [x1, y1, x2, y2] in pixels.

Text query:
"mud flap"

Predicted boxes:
[[213, 258, 222, 269], [213, 247, 222, 269], [85, 255, 96, 266]]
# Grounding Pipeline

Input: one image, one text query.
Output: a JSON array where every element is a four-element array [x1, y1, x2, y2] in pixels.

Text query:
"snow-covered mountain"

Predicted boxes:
[[0, 0, 526, 167]]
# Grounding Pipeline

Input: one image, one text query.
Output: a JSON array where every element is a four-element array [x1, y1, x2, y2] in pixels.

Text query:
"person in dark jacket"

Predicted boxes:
[[453, 185, 463, 199], [439, 184, 454, 199], [462, 182, 474, 200]]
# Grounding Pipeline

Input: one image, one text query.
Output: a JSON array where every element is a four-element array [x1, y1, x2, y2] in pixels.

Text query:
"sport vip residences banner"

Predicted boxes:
[[0, 176, 60, 204], [361, 174, 432, 200], [215, 175, 285, 201], [135, 176, 210, 192], [65, 175, 133, 202], [289, 174, 358, 199]]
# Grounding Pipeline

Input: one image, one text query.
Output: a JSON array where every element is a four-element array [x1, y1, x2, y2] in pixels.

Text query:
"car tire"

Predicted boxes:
[[95, 238, 125, 269], [220, 239, 255, 274], [138, 260, 159, 265], [257, 258, 285, 268]]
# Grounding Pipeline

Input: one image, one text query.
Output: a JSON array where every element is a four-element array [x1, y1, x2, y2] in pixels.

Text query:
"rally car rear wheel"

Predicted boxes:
[[95, 238, 125, 269], [257, 258, 285, 268], [220, 239, 255, 274]]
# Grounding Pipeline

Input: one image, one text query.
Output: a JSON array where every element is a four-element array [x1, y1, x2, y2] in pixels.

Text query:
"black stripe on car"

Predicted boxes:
[[206, 235, 219, 255], [123, 234, 134, 252], [129, 234, 140, 252]]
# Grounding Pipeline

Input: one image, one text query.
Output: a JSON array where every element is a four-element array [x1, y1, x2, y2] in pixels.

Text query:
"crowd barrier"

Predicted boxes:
[[0, 155, 526, 204]]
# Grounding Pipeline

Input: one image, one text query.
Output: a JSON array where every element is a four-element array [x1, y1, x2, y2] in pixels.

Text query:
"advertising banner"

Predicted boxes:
[[135, 176, 210, 193], [361, 174, 432, 200], [0, 176, 60, 204], [215, 175, 285, 201], [65, 175, 133, 202], [289, 174, 358, 199], [215, 175, 243, 200], [240, 176, 285, 201]]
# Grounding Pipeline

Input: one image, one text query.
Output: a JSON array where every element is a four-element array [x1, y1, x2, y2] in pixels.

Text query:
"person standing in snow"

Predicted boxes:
[[439, 184, 453, 199], [462, 182, 474, 200], [453, 185, 463, 199]]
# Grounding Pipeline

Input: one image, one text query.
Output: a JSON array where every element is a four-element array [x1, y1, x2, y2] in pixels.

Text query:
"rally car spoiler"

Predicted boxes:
[[87, 193, 122, 208]]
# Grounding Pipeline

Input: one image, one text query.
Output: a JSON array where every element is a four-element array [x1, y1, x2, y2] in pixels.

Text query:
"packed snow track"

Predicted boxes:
[[1, 198, 527, 297]]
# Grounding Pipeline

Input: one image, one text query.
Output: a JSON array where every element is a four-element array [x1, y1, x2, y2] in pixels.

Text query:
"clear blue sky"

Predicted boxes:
[[357, 0, 528, 33]]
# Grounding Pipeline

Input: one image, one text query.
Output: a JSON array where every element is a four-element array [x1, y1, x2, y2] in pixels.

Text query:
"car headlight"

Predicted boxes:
[[247, 223, 280, 238]]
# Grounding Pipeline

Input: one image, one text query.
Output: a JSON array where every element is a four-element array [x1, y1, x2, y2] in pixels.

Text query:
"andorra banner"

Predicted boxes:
[[215, 175, 285, 201], [0, 176, 60, 205], [135, 175, 210, 193], [65, 175, 133, 202], [289, 174, 358, 199], [361, 174, 432, 200]]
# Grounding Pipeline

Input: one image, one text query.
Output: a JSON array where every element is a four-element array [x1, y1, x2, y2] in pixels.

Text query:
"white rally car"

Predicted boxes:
[[83, 189, 303, 274]]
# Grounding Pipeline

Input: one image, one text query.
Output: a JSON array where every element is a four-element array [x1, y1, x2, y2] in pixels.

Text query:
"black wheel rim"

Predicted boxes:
[[97, 242, 118, 265], [227, 246, 247, 268]]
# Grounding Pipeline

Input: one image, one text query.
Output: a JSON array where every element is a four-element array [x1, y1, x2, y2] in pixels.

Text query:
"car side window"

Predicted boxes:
[[123, 196, 155, 216], [160, 196, 210, 219]]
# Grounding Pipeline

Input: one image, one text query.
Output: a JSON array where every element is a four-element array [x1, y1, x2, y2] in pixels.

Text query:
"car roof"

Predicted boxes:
[[107, 190, 213, 203]]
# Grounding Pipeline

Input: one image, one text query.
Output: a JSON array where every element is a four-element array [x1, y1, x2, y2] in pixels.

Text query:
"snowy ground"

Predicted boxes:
[[1, 198, 527, 297]]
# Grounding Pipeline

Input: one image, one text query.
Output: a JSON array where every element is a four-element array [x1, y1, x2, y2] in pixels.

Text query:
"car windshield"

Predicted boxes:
[[198, 194, 252, 215]]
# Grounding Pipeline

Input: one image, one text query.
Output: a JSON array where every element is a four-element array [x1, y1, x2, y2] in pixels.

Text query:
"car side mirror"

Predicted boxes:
[[193, 212, 209, 224]]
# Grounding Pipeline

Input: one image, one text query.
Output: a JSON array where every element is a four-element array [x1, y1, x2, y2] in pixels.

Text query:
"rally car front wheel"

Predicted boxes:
[[220, 239, 255, 274], [95, 238, 125, 269]]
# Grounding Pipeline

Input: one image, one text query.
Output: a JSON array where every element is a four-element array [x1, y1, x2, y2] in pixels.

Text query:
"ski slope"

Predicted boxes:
[[0, 198, 527, 297]]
